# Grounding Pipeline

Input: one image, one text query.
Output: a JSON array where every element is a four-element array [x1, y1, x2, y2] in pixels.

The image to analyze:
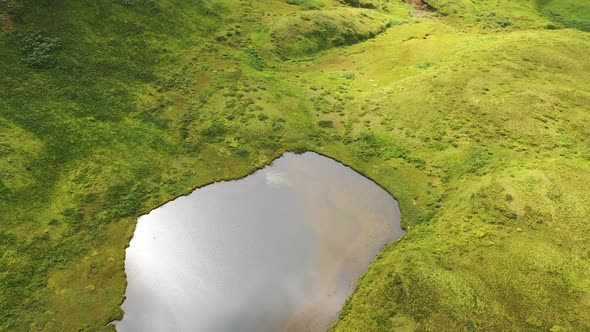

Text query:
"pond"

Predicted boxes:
[[115, 152, 404, 332]]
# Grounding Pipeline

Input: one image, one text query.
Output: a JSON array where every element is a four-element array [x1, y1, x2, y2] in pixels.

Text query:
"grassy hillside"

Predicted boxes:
[[0, 0, 588, 331], [538, 0, 590, 31]]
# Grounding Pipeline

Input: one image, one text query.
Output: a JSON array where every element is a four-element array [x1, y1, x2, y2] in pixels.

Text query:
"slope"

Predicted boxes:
[[0, 0, 588, 330]]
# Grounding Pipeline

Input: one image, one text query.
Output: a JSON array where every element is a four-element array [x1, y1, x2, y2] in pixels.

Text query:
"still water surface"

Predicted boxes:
[[116, 152, 404, 332]]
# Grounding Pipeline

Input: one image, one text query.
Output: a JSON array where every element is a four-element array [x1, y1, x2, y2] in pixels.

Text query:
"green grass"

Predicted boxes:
[[287, 0, 329, 10], [0, 0, 589, 330], [538, 0, 590, 31], [269, 7, 396, 58]]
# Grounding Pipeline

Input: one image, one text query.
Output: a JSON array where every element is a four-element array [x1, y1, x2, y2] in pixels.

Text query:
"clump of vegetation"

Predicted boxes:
[[243, 47, 264, 71], [480, 12, 513, 29], [340, 0, 384, 9], [201, 121, 229, 142], [15, 30, 61, 68], [340, 71, 355, 80], [0, 180, 11, 199], [286, 0, 327, 10], [538, 0, 590, 31]]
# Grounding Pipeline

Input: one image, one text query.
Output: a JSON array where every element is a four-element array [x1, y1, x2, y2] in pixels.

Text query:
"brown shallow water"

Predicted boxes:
[[115, 152, 404, 332]]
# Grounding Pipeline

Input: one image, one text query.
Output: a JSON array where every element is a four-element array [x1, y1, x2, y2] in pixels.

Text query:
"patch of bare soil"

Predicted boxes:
[[0, 12, 15, 31], [404, 0, 428, 9], [0, 0, 16, 31]]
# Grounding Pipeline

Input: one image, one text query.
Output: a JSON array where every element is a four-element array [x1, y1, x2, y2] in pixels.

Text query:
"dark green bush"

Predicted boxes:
[[340, 0, 379, 9], [340, 71, 355, 80], [201, 121, 228, 141], [482, 13, 513, 28], [0, 231, 17, 247], [0, 180, 11, 200], [16, 30, 61, 68], [286, 0, 326, 10], [234, 148, 250, 158], [244, 48, 264, 71]]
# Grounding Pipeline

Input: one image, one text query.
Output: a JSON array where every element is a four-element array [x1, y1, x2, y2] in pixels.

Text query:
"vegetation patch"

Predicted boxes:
[[424, 0, 552, 29], [538, 0, 590, 31], [286, 0, 328, 10], [270, 8, 392, 58], [13, 30, 61, 68], [0, 0, 589, 331]]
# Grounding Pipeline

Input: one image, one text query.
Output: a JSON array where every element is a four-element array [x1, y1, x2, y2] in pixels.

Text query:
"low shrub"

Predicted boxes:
[[286, 0, 327, 10], [15, 30, 61, 68]]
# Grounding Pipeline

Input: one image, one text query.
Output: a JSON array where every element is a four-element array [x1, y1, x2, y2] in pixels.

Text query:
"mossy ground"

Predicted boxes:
[[0, 0, 589, 330]]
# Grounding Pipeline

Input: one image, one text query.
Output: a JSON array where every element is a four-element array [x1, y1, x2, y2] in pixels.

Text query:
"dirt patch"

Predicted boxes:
[[404, 0, 428, 9], [0, 12, 15, 31], [0, 0, 16, 31]]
